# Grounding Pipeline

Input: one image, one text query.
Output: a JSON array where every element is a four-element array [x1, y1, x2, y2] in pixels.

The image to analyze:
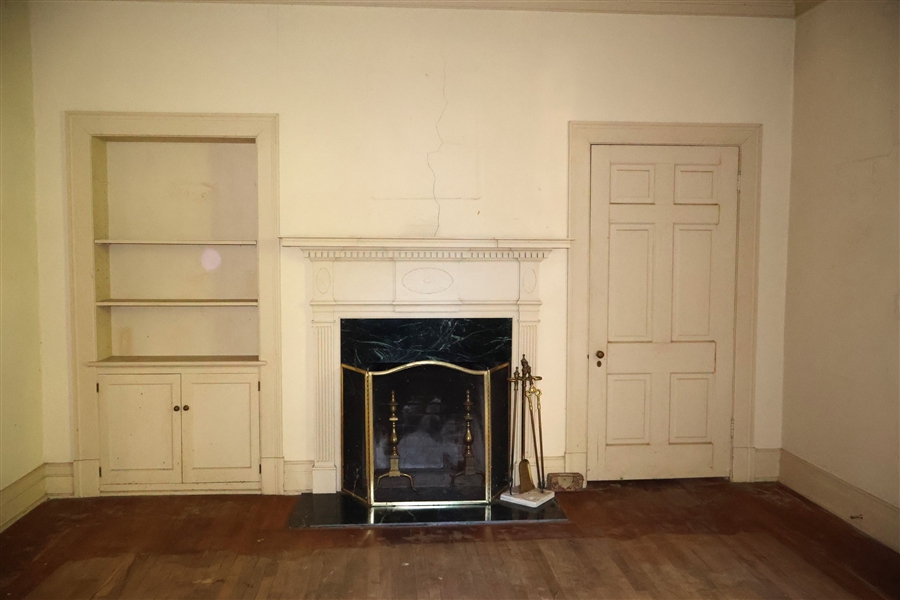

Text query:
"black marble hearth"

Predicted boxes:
[[288, 493, 567, 528]]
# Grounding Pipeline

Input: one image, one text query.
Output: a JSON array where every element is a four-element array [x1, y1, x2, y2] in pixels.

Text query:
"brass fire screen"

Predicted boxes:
[[341, 360, 511, 507]]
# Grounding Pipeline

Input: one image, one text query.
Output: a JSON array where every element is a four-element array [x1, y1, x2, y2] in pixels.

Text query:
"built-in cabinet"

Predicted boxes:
[[68, 114, 280, 496], [97, 370, 260, 491]]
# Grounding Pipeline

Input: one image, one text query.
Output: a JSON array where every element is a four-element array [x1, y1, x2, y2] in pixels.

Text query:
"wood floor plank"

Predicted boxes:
[[3, 481, 898, 600]]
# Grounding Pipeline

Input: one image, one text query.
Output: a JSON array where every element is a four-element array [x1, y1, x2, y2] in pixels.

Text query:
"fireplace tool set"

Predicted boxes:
[[501, 355, 555, 508]]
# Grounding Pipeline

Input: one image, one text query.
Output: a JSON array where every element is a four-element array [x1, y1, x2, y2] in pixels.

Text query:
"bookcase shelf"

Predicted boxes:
[[90, 355, 266, 367], [96, 299, 258, 307], [68, 113, 279, 497], [95, 240, 258, 246]]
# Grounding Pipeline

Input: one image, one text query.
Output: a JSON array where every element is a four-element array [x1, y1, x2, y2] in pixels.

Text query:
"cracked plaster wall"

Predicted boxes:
[[27, 3, 795, 467]]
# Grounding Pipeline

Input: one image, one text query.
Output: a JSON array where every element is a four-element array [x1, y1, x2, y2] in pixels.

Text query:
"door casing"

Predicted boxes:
[[565, 122, 763, 483]]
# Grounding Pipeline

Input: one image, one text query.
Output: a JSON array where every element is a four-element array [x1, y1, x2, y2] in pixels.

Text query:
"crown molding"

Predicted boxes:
[[97, 0, 801, 19], [281, 237, 571, 260]]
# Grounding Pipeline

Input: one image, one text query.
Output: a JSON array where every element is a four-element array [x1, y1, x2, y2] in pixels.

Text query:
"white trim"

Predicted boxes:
[[565, 122, 762, 483], [780, 450, 900, 552], [83, 0, 800, 19], [0, 465, 47, 532], [281, 237, 571, 249]]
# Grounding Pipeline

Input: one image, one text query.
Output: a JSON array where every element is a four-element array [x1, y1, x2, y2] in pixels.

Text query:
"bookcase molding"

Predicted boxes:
[[67, 113, 282, 496]]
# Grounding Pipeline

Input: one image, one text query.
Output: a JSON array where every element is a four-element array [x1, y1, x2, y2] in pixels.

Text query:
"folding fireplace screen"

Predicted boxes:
[[340, 318, 512, 508]]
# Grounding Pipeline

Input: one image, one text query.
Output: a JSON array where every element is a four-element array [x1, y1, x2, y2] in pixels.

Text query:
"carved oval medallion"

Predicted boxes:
[[401, 267, 454, 295], [315, 268, 332, 294], [522, 268, 537, 294]]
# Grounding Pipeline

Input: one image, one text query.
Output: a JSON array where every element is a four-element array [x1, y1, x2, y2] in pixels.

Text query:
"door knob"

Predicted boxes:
[[173, 406, 180, 412], [596, 350, 605, 359], [183, 405, 190, 411]]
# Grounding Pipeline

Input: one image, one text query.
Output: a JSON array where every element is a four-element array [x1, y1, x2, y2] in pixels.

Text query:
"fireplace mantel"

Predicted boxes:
[[285, 236, 569, 493]]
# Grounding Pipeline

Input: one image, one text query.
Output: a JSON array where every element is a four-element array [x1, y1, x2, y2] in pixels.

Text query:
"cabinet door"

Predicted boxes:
[[99, 374, 182, 485], [181, 373, 260, 483]]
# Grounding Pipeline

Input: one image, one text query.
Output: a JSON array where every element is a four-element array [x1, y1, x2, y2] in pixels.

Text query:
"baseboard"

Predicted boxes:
[[283, 460, 314, 493], [732, 446, 781, 482], [779, 449, 900, 552], [752, 448, 781, 481], [0, 464, 47, 532], [282, 456, 568, 495], [45, 462, 75, 497], [544, 455, 566, 474]]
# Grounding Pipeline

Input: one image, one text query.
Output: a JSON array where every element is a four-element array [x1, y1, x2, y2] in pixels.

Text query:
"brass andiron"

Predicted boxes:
[[375, 391, 416, 491], [452, 390, 485, 486]]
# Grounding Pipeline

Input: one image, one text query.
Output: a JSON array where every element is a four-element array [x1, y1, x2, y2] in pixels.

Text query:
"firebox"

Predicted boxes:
[[340, 318, 512, 507]]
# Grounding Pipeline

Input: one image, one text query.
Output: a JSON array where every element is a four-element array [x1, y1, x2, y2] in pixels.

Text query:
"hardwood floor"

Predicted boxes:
[[1, 480, 897, 599]]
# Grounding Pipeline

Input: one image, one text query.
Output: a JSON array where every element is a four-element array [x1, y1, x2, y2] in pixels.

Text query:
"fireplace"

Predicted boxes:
[[341, 318, 512, 506], [287, 237, 567, 494]]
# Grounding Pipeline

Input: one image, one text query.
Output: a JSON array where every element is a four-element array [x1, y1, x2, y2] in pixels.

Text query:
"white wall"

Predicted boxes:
[[28, 2, 795, 467], [1, 0, 44, 489], [783, 1, 899, 506]]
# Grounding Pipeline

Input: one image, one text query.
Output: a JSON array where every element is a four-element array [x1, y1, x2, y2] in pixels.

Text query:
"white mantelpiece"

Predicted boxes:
[[282, 237, 570, 493]]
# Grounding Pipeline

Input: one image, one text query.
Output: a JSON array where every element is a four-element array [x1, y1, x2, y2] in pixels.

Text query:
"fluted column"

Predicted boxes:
[[311, 261, 339, 493], [517, 258, 542, 464]]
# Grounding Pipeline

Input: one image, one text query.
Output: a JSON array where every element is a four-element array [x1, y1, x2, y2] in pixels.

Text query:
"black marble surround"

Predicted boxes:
[[340, 318, 512, 370], [340, 318, 514, 506]]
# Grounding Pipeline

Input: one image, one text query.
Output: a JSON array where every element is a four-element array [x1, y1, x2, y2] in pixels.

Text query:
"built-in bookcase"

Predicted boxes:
[[92, 139, 260, 361], [68, 114, 280, 497]]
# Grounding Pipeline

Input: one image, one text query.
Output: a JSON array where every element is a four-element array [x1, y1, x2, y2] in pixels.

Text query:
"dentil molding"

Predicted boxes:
[[281, 237, 571, 260]]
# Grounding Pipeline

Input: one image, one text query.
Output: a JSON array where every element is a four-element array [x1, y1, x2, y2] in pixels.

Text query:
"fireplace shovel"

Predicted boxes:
[[518, 383, 536, 494], [518, 457, 535, 494]]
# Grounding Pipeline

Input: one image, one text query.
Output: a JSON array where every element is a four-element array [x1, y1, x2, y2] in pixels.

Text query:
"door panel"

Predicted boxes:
[[608, 225, 654, 341], [606, 374, 652, 445], [588, 145, 738, 480], [181, 373, 260, 483], [672, 226, 715, 340], [99, 374, 182, 485]]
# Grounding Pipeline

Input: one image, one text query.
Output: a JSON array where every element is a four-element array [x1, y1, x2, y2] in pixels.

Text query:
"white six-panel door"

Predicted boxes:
[[588, 145, 739, 480]]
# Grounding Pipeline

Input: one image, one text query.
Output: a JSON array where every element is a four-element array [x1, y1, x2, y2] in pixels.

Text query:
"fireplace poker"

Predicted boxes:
[[529, 386, 546, 490], [525, 387, 543, 491], [517, 356, 536, 493], [508, 366, 520, 489]]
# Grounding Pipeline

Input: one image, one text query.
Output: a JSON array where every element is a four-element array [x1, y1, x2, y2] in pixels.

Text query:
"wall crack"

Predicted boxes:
[[426, 56, 449, 237]]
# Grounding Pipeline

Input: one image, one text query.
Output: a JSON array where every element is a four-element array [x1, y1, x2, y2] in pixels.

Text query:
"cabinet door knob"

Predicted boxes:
[[173, 406, 180, 412], [183, 405, 190, 411], [596, 350, 605, 359]]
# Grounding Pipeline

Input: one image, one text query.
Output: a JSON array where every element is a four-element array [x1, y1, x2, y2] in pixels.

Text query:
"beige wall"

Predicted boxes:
[[28, 3, 795, 465], [1, 0, 44, 489], [783, 0, 900, 507]]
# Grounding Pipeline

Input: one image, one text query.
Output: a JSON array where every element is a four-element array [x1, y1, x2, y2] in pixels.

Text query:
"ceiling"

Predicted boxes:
[[124, 0, 825, 19]]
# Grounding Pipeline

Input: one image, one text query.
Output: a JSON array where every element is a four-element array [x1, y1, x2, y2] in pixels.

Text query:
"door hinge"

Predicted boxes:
[[737, 170, 742, 192], [730, 418, 735, 440], [99, 466, 102, 477], [258, 381, 261, 391], [259, 464, 262, 474], [96, 383, 100, 393]]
